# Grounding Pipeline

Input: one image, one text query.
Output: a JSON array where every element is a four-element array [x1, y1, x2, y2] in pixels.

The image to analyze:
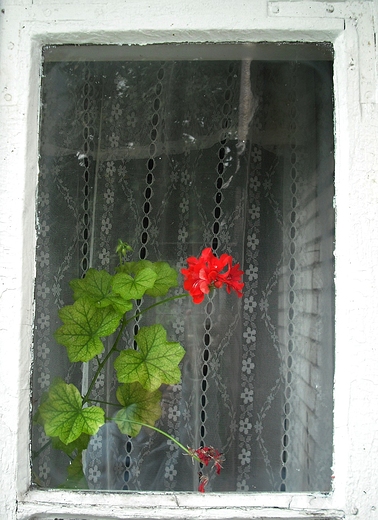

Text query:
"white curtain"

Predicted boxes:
[[33, 51, 334, 492]]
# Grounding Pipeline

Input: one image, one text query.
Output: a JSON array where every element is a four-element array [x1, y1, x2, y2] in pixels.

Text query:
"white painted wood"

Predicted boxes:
[[16, 489, 345, 520], [0, 0, 377, 519]]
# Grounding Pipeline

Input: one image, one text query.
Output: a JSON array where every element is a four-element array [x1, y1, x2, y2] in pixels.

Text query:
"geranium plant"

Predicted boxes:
[[35, 240, 244, 492]]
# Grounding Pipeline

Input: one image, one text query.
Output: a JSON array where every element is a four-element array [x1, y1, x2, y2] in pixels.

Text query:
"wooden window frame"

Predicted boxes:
[[0, 1, 377, 519]]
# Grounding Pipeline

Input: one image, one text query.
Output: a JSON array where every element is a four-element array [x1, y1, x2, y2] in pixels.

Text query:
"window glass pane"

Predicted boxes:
[[32, 44, 334, 493]]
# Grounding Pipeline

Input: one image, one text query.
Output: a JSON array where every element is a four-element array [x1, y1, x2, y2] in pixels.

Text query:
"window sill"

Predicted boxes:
[[17, 489, 344, 520]]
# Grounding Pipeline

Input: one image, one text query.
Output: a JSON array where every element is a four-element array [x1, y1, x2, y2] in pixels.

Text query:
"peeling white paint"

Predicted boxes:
[[0, 0, 378, 519]]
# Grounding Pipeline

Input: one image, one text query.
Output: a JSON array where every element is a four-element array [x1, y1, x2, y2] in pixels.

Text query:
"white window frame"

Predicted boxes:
[[0, 1, 377, 519]]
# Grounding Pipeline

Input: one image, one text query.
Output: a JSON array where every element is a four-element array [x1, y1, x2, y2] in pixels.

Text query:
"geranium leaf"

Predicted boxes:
[[97, 293, 133, 315], [114, 382, 162, 437], [116, 260, 151, 275], [59, 454, 89, 489], [114, 324, 185, 391], [55, 297, 122, 362], [112, 268, 157, 300], [70, 269, 133, 314], [70, 269, 112, 302], [51, 433, 90, 456], [116, 261, 178, 297], [38, 379, 105, 445], [144, 262, 178, 297]]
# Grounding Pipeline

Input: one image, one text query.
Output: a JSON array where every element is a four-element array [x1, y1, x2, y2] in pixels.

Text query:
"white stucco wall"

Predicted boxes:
[[0, 0, 377, 519]]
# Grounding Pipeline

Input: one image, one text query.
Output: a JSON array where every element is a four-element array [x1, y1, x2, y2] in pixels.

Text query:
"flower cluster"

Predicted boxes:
[[189, 445, 224, 492], [181, 248, 244, 304]]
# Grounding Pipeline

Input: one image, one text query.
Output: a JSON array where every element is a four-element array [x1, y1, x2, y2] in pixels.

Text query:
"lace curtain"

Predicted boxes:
[[33, 50, 334, 492]]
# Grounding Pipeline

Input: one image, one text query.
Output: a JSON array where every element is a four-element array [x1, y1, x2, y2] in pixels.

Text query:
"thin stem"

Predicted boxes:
[[127, 293, 188, 324], [87, 398, 200, 462], [32, 439, 52, 459], [88, 398, 120, 407], [82, 315, 128, 404], [83, 293, 188, 405], [109, 417, 200, 462]]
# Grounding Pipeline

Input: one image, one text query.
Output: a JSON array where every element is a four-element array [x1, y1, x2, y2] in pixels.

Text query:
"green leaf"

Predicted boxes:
[[51, 433, 90, 456], [114, 382, 162, 437], [38, 379, 105, 444], [59, 454, 89, 489], [116, 260, 178, 297], [114, 324, 185, 391], [115, 260, 141, 275], [112, 268, 157, 300], [51, 432, 90, 489], [70, 269, 133, 314], [33, 391, 49, 426], [144, 262, 178, 297], [70, 269, 113, 302], [100, 294, 133, 315], [55, 297, 122, 362]]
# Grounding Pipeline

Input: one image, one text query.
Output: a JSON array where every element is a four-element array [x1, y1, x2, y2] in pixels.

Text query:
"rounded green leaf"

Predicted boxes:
[[114, 324, 185, 391], [70, 269, 133, 314], [112, 268, 157, 300], [55, 297, 122, 362], [60, 454, 89, 489], [51, 432, 90, 456], [38, 379, 105, 445], [114, 382, 162, 437], [144, 262, 178, 297], [116, 260, 178, 297], [70, 269, 113, 302]]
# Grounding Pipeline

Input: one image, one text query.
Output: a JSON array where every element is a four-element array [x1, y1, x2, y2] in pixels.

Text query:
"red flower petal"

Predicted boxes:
[[198, 472, 209, 493], [181, 249, 244, 303]]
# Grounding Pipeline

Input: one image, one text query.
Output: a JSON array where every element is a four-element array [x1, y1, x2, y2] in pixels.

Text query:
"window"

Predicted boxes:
[[32, 43, 334, 494], [4, 2, 378, 519]]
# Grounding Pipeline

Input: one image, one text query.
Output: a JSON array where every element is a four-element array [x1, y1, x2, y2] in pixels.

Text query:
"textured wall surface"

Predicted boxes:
[[0, 0, 377, 519]]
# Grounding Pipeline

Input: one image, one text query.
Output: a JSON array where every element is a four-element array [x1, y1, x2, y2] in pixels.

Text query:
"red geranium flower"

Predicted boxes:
[[181, 248, 244, 303], [188, 446, 224, 475], [220, 261, 244, 298], [198, 472, 209, 493], [188, 446, 224, 492]]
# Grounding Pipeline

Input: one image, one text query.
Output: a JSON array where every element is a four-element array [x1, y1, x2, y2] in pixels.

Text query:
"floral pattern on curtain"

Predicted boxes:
[[33, 51, 334, 492]]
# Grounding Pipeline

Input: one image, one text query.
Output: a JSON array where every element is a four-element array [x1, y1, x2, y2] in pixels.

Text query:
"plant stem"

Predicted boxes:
[[32, 439, 52, 459], [82, 293, 188, 405], [88, 398, 119, 407], [112, 418, 200, 462], [85, 397, 200, 462], [129, 293, 188, 323], [82, 315, 128, 405]]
